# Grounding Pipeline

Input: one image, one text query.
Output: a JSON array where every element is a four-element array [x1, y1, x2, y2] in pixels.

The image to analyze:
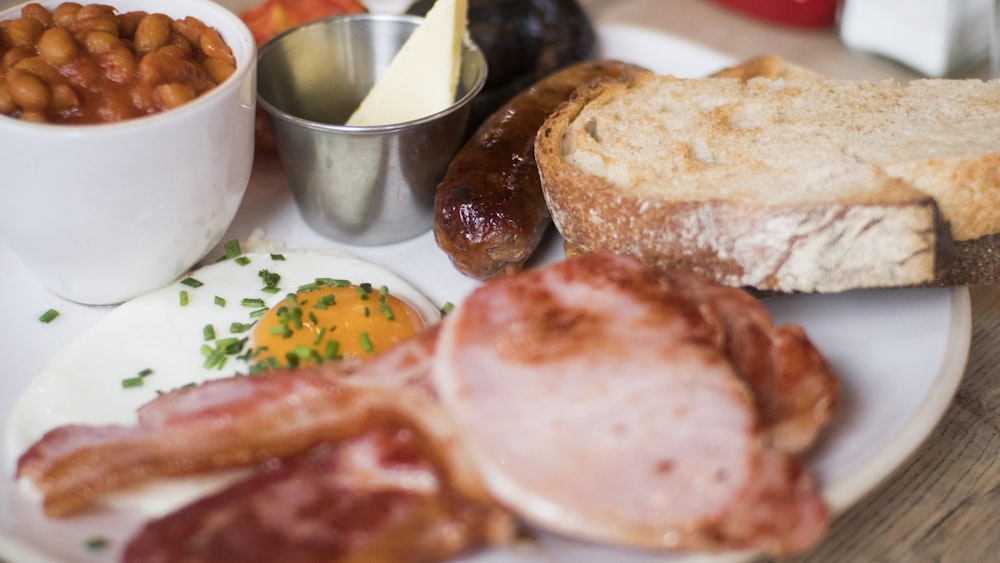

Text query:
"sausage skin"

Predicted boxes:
[[433, 60, 648, 280]]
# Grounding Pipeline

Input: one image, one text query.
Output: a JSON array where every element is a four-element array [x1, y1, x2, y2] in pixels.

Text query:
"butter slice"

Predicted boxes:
[[346, 0, 468, 126]]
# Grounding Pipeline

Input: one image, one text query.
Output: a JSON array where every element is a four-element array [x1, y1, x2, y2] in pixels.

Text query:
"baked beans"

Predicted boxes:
[[0, 2, 236, 124]]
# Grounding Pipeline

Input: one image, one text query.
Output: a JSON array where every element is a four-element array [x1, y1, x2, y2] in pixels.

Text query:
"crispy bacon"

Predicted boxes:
[[16, 325, 490, 517], [123, 422, 512, 563]]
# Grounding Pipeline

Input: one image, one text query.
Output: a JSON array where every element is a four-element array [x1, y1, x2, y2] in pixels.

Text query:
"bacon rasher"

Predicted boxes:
[[16, 326, 492, 517], [123, 421, 512, 563], [432, 251, 835, 555]]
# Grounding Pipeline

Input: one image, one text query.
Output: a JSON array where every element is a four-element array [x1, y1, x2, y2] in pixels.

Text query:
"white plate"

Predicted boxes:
[[0, 15, 970, 563]]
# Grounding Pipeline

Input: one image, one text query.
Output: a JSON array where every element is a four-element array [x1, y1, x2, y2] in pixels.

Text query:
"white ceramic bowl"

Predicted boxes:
[[0, 0, 256, 305]]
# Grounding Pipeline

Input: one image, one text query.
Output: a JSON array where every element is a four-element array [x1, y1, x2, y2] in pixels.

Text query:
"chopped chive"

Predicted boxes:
[[203, 348, 227, 370], [360, 331, 373, 354], [121, 376, 144, 388], [179, 290, 189, 307], [242, 297, 266, 308], [180, 277, 203, 288], [235, 256, 251, 266], [296, 282, 319, 292], [293, 345, 316, 361], [379, 303, 395, 320], [440, 302, 454, 317], [313, 327, 326, 346], [363, 306, 370, 317], [85, 536, 109, 551], [269, 324, 292, 337], [313, 277, 350, 287], [216, 337, 243, 351], [357, 284, 372, 300], [308, 312, 318, 325], [224, 239, 242, 259], [249, 307, 269, 318], [214, 295, 226, 307], [378, 285, 389, 303], [261, 287, 280, 294], [38, 308, 60, 323], [314, 294, 336, 309], [137, 368, 154, 378], [203, 324, 216, 341], [230, 321, 254, 333], [270, 253, 286, 261], [324, 339, 340, 360], [259, 269, 281, 292]]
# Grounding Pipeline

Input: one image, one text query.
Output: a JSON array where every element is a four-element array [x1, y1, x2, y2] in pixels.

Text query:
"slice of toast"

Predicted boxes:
[[535, 56, 1000, 292]]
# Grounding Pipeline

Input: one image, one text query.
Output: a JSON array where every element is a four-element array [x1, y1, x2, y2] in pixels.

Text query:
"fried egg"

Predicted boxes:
[[6, 247, 441, 513]]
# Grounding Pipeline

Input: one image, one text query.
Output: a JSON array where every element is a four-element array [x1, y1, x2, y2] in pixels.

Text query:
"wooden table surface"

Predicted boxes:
[[575, 1, 1000, 561]]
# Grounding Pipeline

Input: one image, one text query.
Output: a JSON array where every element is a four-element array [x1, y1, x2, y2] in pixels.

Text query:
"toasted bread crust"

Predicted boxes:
[[536, 59, 1000, 292]]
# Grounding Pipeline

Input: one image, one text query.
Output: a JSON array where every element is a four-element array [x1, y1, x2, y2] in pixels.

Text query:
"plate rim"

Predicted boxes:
[[822, 286, 971, 513]]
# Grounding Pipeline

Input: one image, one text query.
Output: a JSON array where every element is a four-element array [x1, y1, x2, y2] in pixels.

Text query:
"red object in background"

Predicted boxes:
[[239, 0, 368, 45], [709, 0, 838, 28]]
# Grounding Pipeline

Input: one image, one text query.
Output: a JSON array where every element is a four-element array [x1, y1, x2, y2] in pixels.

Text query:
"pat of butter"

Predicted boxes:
[[346, 0, 468, 126]]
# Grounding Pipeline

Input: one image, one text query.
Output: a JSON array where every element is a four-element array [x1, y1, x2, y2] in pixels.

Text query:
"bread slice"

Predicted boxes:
[[535, 61, 1000, 293]]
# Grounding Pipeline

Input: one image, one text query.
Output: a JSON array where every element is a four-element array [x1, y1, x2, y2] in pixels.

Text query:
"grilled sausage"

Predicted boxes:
[[433, 60, 648, 280]]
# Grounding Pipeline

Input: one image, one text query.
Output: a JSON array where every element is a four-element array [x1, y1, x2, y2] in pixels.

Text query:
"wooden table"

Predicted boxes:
[[576, 1, 1000, 561]]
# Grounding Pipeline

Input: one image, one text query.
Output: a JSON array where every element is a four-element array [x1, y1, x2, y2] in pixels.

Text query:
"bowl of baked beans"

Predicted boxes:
[[0, 0, 256, 305]]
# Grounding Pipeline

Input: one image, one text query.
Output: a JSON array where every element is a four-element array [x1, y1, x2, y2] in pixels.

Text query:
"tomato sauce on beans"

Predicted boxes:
[[0, 2, 236, 124]]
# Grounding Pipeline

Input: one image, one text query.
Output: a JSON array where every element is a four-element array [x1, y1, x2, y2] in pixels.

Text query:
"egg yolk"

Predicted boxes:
[[251, 283, 424, 367]]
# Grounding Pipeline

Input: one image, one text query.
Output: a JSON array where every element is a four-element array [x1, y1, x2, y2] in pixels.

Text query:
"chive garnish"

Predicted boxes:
[[180, 277, 203, 288], [270, 253, 286, 261], [324, 339, 340, 360], [313, 327, 326, 346], [314, 294, 336, 309], [203, 324, 216, 341], [440, 302, 455, 317], [242, 297, 266, 308], [230, 322, 253, 334], [259, 269, 281, 292], [235, 256, 251, 266], [378, 285, 389, 303], [379, 303, 395, 320], [137, 368, 154, 378], [249, 307, 269, 318], [357, 283, 372, 300], [179, 290, 189, 307], [314, 277, 350, 287], [224, 239, 241, 259], [38, 308, 60, 323], [214, 295, 226, 307], [85, 536, 109, 551], [269, 324, 292, 337], [360, 331, 373, 354], [121, 376, 144, 388]]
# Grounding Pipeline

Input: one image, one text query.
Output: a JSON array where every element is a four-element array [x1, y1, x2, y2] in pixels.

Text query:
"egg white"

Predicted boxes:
[[6, 247, 440, 514]]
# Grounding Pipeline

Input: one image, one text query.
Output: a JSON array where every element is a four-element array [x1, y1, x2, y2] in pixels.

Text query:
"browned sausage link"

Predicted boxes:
[[433, 60, 648, 280]]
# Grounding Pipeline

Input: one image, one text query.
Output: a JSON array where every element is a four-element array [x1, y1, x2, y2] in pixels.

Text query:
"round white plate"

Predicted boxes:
[[0, 14, 970, 563]]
